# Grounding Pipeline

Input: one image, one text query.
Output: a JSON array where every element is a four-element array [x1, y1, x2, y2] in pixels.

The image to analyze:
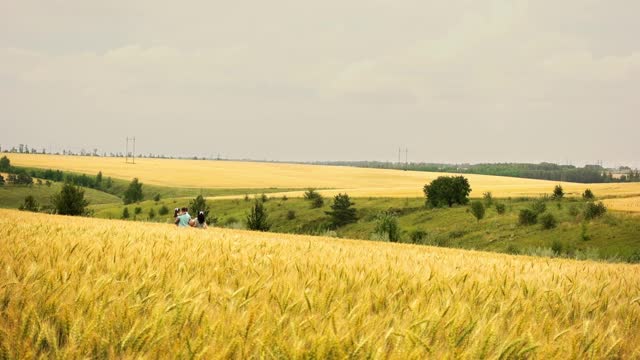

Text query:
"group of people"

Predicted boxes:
[[174, 207, 208, 229]]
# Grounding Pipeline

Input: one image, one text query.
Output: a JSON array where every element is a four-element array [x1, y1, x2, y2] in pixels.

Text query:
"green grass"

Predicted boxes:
[[0, 183, 121, 209], [90, 196, 640, 262]]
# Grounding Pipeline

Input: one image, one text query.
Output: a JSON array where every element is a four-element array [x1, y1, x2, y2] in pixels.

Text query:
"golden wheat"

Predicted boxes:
[[1, 209, 639, 358], [7, 153, 640, 200], [604, 196, 640, 213]]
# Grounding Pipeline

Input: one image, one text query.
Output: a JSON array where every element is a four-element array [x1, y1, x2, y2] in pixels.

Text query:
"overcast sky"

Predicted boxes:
[[1, 0, 638, 166]]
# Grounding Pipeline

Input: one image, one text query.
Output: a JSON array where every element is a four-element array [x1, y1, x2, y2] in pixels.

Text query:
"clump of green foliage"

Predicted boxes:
[[423, 176, 471, 207]]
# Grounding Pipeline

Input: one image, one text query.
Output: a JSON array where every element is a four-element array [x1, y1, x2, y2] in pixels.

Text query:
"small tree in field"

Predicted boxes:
[[148, 208, 156, 220], [582, 189, 595, 200], [374, 212, 401, 242], [0, 174, 4, 186], [423, 176, 471, 207], [123, 178, 144, 204], [158, 205, 169, 216], [0, 156, 10, 171], [122, 207, 130, 219], [52, 182, 89, 216], [470, 201, 485, 222], [552, 185, 564, 200], [246, 200, 270, 231], [326, 193, 357, 227], [189, 195, 210, 218], [19, 195, 39, 212]]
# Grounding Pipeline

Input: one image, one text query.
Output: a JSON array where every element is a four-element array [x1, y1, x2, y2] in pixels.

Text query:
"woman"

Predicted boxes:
[[173, 208, 180, 226], [192, 211, 208, 229]]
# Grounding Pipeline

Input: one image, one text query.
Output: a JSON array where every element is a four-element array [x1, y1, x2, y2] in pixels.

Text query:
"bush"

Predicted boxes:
[[530, 199, 547, 215], [304, 188, 321, 200], [326, 193, 357, 227], [552, 185, 564, 200], [0, 156, 10, 171], [122, 207, 130, 219], [518, 209, 538, 225], [281, 195, 288, 201], [246, 200, 270, 231], [158, 205, 169, 216], [189, 195, 211, 219], [580, 222, 589, 241], [244, 194, 250, 202], [52, 182, 90, 216], [582, 189, 595, 200], [45, 180, 51, 187], [0, 174, 4, 186], [148, 208, 156, 219], [505, 244, 520, 255], [423, 176, 471, 207], [483, 192, 493, 207], [123, 178, 144, 204], [260, 193, 269, 202], [286, 210, 296, 220], [539, 213, 557, 229], [153, 194, 161, 202], [568, 204, 580, 217], [495, 203, 506, 214], [311, 196, 324, 209], [374, 212, 401, 242], [469, 201, 485, 222], [584, 201, 606, 220], [551, 240, 563, 255], [409, 229, 427, 244], [134, 207, 142, 215], [19, 195, 39, 212]]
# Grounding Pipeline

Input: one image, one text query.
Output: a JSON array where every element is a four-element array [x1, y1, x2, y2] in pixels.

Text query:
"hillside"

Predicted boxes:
[[7, 153, 640, 199], [0, 209, 638, 358]]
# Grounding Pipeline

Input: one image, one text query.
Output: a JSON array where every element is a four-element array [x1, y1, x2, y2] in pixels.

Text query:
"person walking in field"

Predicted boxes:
[[176, 207, 192, 227], [192, 211, 208, 229]]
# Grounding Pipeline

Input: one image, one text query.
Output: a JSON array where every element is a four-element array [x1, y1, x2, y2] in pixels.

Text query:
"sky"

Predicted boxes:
[[1, 0, 639, 167]]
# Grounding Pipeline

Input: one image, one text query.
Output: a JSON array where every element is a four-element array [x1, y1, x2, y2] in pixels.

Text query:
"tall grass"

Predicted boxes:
[[1, 209, 639, 358]]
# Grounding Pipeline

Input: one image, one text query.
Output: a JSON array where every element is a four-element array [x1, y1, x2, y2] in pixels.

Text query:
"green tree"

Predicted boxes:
[[246, 200, 270, 231], [423, 176, 471, 207], [584, 202, 607, 220], [123, 178, 144, 204], [158, 205, 169, 216], [311, 195, 324, 209], [0, 156, 10, 171], [96, 171, 103, 186], [374, 212, 401, 242], [518, 209, 538, 225], [304, 188, 321, 200], [469, 201, 485, 222], [122, 207, 130, 219], [552, 185, 564, 200], [19, 195, 39, 212], [52, 182, 89, 216], [540, 213, 557, 229], [153, 193, 161, 202], [0, 174, 4, 186], [326, 193, 357, 227], [148, 208, 156, 220], [483, 192, 493, 207], [134, 207, 142, 215], [582, 189, 595, 200], [495, 203, 506, 214], [189, 194, 211, 219], [105, 177, 113, 189]]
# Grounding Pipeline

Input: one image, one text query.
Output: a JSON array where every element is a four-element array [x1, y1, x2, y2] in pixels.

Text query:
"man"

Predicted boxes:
[[176, 207, 192, 227]]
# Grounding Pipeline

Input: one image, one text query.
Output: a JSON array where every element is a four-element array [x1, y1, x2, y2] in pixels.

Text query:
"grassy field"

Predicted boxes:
[[92, 196, 640, 262], [7, 153, 640, 199], [0, 182, 121, 208], [1, 209, 639, 358]]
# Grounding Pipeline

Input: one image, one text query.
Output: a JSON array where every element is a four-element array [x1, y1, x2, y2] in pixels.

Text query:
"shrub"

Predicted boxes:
[[580, 222, 589, 241], [45, 180, 51, 187], [530, 199, 547, 215], [189, 195, 211, 219], [261, 193, 269, 202], [469, 201, 485, 222], [568, 204, 580, 217], [52, 182, 89, 216], [158, 205, 169, 216], [0, 174, 4, 186], [505, 244, 520, 255], [0, 156, 10, 171], [326, 193, 357, 227], [123, 178, 144, 204], [246, 200, 270, 231], [540, 213, 557, 229], [19, 195, 39, 212], [281, 195, 288, 201], [311, 196, 324, 209], [148, 208, 156, 219], [286, 210, 296, 220], [495, 203, 506, 214], [122, 207, 130, 219], [304, 188, 321, 200], [518, 209, 538, 226], [134, 207, 142, 215], [374, 212, 401, 242], [551, 240, 563, 255], [409, 229, 428, 244], [582, 189, 594, 200], [552, 185, 564, 200], [153, 194, 161, 202], [423, 176, 471, 207], [483, 192, 493, 207], [584, 202, 606, 220], [244, 194, 250, 202], [224, 216, 239, 226]]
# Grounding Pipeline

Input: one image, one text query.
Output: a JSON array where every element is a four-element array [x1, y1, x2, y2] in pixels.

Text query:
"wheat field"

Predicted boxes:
[[604, 196, 640, 213], [7, 153, 640, 200], [1, 209, 639, 358]]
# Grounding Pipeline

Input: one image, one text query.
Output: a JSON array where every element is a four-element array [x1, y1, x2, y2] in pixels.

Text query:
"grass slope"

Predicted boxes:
[[0, 182, 121, 209], [1, 209, 638, 358]]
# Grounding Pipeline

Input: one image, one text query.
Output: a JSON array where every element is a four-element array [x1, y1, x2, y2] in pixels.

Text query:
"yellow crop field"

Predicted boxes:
[[7, 153, 640, 200], [1, 209, 639, 358], [604, 196, 640, 213]]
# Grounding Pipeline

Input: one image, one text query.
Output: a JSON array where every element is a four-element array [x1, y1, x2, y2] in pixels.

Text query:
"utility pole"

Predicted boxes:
[[405, 148, 408, 168]]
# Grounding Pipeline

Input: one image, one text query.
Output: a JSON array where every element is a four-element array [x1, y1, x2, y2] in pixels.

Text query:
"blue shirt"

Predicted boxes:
[[177, 213, 191, 227]]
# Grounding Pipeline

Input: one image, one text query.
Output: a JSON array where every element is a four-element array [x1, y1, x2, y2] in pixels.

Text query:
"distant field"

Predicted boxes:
[[6, 153, 640, 199], [1, 209, 639, 358], [604, 196, 640, 213]]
